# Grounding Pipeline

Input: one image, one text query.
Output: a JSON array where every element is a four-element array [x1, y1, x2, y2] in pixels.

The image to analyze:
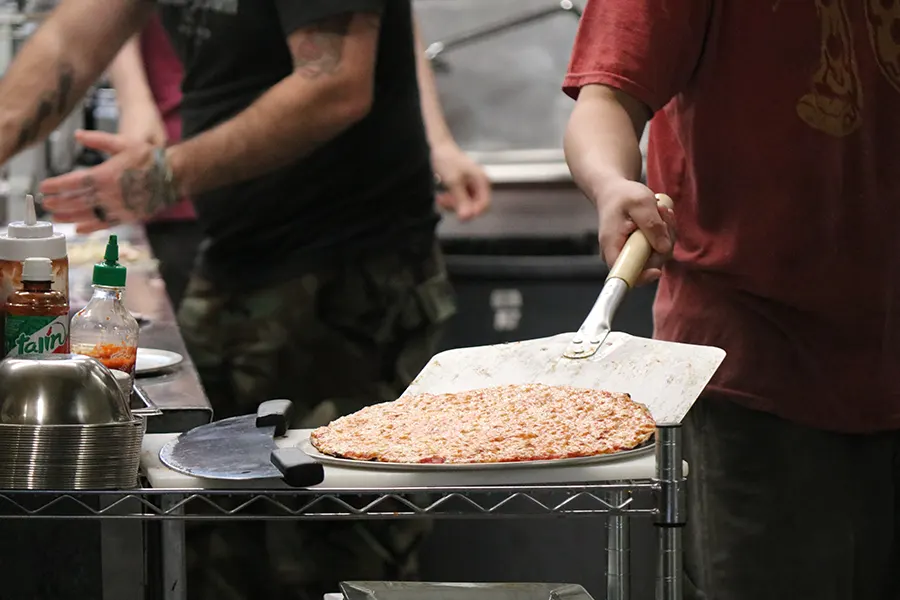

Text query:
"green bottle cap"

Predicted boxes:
[[92, 234, 127, 287]]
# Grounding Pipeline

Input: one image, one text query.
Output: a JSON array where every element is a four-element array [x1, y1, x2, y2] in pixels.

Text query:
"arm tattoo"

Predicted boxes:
[[17, 63, 76, 149], [17, 92, 54, 149], [119, 158, 174, 218], [119, 168, 153, 216], [289, 14, 370, 79], [56, 64, 74, 115]]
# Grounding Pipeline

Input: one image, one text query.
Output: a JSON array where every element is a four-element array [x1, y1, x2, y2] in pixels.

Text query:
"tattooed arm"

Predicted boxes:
[[0, 0, 152, 164], [39, 10, 379, 224], [165, 12, 380, 196]]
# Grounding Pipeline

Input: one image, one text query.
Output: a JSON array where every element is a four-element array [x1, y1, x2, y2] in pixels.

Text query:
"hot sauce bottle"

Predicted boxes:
[[70, 235, 140, 392], [4, 257, 70, 358], [0, 195, 69, 344]]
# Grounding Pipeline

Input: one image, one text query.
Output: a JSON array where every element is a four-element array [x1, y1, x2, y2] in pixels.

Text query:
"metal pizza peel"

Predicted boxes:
[[159, 399, 324, 487], [404, 194, 726, 424]]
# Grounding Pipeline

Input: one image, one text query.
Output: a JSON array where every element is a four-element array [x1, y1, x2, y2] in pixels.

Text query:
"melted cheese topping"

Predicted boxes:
[[310, 384, 656, 464]]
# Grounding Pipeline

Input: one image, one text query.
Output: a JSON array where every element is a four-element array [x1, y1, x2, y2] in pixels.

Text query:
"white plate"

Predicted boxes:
[[135, 348, 183, 376]]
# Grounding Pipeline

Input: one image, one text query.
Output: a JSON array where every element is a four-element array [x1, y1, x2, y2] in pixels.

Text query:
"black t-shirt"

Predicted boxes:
[[154, 0, 437, 285]]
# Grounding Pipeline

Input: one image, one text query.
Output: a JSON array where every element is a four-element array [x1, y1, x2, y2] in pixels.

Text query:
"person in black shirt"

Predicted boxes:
[[41, 0, 489, 268], [0, 0, 491, 597]]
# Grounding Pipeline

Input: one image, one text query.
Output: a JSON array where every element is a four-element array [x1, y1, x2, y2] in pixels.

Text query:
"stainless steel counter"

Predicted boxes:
[[66, 223, 213, 434]]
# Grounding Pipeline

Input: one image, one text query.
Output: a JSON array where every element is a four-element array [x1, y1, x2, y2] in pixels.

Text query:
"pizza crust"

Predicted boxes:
[[309, 383, 656, 464]]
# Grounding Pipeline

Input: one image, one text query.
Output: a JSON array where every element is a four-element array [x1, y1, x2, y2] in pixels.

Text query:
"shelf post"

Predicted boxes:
[[161, 494, 187, 600], [654, 423, 685, 600], [605, 489, 630, 600]]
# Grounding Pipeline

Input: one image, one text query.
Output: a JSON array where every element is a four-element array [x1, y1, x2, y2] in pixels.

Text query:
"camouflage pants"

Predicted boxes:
[[177, 240, 456, 600]]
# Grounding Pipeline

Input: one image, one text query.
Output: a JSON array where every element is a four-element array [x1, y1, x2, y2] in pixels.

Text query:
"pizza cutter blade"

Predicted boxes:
[[404, 194, 726, 425]]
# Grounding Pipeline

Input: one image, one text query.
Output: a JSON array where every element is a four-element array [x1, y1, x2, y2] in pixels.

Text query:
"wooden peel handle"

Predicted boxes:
[[606, 193, 674, 287]]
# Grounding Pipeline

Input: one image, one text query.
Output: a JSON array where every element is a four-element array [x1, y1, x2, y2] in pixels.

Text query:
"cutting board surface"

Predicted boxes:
[[142, 430, 682, 490]]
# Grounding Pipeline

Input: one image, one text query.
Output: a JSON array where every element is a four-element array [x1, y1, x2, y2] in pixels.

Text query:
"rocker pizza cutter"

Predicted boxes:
[[159, 399, 324, 487]]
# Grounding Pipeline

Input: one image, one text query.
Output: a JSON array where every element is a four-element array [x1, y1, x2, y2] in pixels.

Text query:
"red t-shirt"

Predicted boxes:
[[564, 0, 900, 433], [139, 14, 195, 222]]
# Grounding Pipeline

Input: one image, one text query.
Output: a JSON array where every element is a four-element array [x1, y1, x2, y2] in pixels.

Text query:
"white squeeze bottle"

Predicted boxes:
[[0, 194, 69, 343], [70, 234, 140, 393]]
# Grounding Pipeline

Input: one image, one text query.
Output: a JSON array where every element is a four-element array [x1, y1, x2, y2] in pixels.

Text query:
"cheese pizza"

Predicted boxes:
[[309, 383, 656, 464]]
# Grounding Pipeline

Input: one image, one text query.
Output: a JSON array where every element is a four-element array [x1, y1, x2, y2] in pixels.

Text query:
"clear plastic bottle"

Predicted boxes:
[[70, 234, 140, 392]]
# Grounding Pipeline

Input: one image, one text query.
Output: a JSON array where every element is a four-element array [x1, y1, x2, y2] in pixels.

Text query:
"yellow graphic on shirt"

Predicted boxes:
[[796, 0, 864, 137], [772, 0, 900, 137], [864, 0, 900, 92]]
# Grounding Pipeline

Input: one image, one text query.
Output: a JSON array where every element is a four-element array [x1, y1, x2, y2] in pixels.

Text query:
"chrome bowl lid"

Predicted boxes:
[[0, 354, 133, 426]]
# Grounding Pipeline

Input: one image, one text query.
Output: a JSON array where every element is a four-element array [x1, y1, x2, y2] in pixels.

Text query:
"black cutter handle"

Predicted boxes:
[[271, 447, 325, 488], [255, 399, 294, 437]]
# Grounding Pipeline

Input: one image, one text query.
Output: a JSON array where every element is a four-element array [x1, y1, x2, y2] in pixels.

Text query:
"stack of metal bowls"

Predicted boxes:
[[0, 354, 144, 490]]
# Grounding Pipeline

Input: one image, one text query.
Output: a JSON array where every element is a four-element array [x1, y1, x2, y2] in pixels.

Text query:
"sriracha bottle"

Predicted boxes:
[[70, 235, 140, 393]]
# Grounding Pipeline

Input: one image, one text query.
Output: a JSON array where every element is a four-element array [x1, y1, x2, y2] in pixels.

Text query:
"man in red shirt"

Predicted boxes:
[[564, 2, 900, 599]]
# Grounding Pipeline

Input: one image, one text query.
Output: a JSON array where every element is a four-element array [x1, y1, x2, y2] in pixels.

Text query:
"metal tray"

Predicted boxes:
[[340, 582, 596, 600], [130, 384, 162, 418], [299, 436, 653, 472]]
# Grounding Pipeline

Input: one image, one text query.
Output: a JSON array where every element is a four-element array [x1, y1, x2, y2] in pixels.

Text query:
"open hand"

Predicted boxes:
[[39, 130, 168, 234]]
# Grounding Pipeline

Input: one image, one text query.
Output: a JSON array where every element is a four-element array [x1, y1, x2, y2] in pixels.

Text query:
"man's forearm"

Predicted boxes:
[[413, 17, 453, 148], [0, 31, 82, 162], [166, 75, 370, 197], [0, 0, 150, 164], [564, 86, 650, 203]]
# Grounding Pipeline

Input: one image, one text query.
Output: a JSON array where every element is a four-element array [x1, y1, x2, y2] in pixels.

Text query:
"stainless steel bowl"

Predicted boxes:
[[0, 354, 133, 426]]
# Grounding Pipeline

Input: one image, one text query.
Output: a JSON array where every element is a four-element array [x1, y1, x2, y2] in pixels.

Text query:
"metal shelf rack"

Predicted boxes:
[[0, 482, 656, 520], [0, 425, 685, 600]]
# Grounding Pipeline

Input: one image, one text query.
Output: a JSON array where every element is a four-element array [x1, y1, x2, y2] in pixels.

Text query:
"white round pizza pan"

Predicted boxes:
[[298, 436, 654, 471]]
